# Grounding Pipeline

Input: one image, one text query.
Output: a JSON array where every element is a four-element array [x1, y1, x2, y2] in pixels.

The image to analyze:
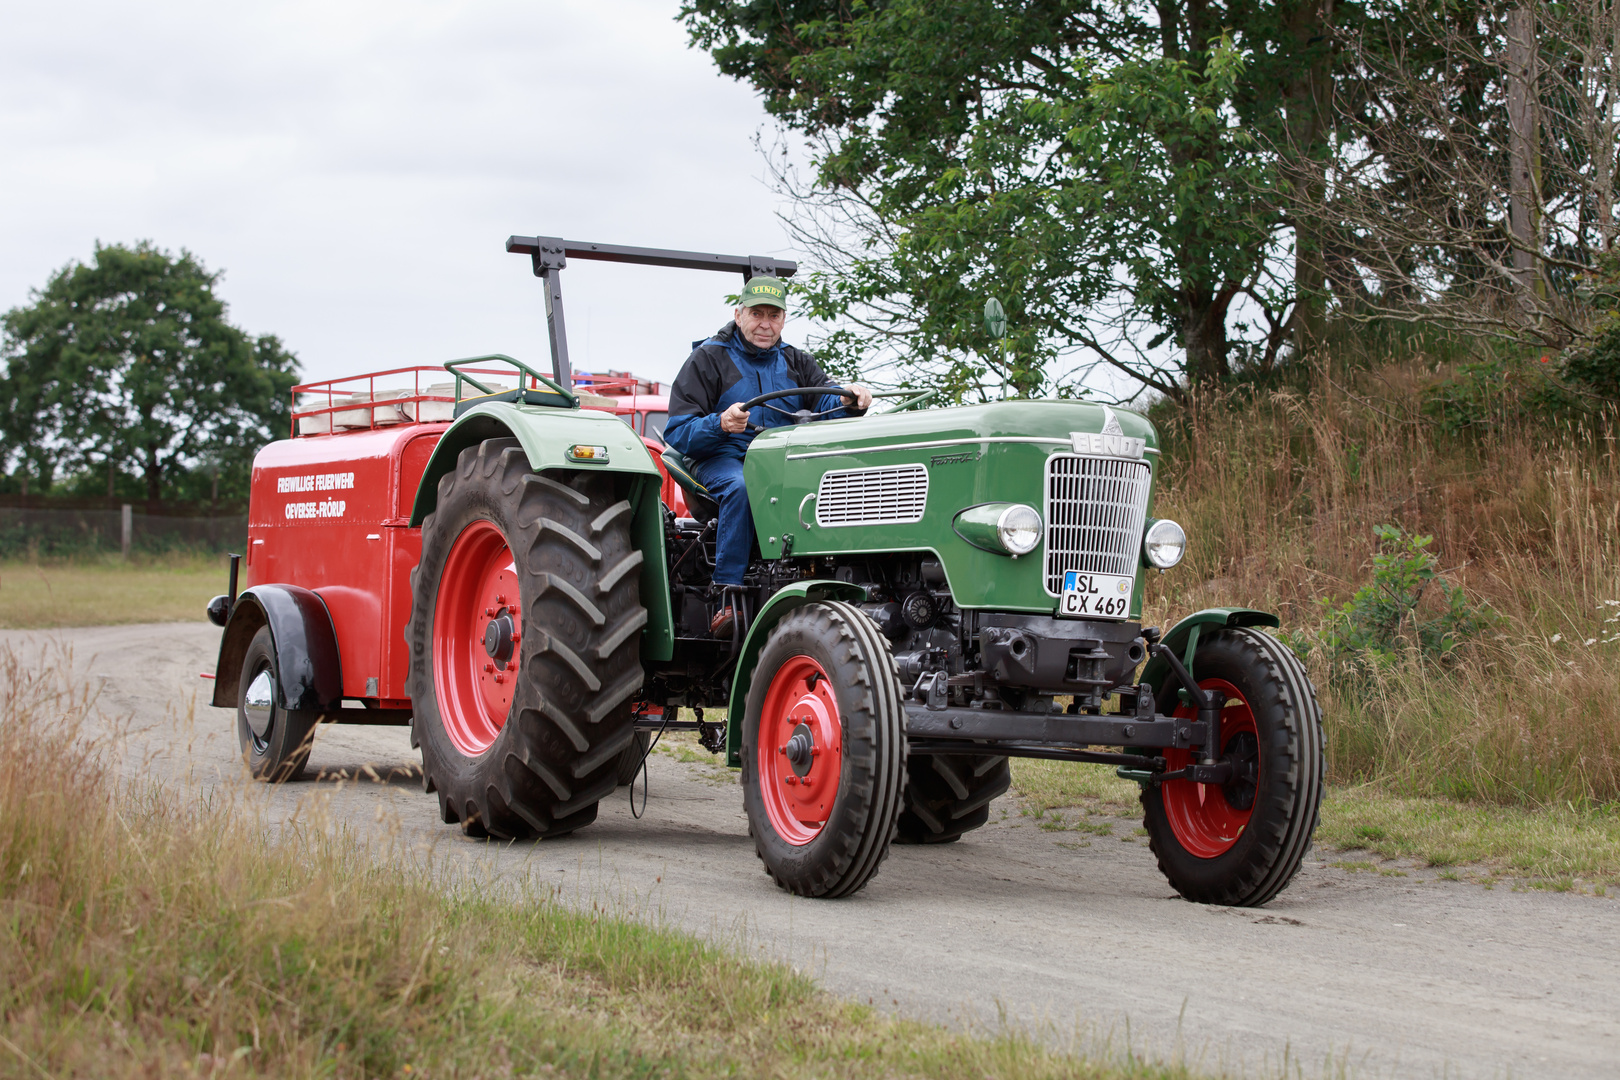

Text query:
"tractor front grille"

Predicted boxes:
[[1043, 454, 1152, 595], [816, 463, 929, 527]]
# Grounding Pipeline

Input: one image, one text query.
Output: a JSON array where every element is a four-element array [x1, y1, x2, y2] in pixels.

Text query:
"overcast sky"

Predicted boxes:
[[1, 0, 797, 390]]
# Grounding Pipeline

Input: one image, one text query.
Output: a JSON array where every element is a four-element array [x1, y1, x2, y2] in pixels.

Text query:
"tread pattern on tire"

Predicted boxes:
[[614, 728, 652, 787], [405, 439, 645, 840], [742, 600, 907, 898], [895, 753, 1010, 844], [1142, 626, 1324, 907]]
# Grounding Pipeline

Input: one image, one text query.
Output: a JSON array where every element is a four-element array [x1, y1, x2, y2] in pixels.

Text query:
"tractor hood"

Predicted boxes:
[[743, 399, 1161, 616]]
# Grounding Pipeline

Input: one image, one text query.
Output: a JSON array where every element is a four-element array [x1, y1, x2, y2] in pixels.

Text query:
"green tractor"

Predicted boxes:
[[225, 234, 1322, 908]]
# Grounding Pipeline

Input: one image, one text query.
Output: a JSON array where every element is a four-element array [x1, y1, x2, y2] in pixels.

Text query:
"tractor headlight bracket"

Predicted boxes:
[[953, 502, 1043, 557]]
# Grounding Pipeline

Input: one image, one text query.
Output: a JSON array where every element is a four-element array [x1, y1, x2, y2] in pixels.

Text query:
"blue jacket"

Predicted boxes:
[[664, 321, 859, 462]]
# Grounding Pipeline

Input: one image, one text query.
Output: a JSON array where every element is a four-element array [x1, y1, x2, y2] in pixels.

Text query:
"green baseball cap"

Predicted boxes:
[[738, 276, 788, 309]]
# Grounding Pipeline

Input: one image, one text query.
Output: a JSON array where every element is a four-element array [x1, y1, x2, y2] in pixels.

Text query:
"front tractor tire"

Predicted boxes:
[[1142, 626, 1324, 907], [405, 439, 647, 840], [741, 601, 907, 898]]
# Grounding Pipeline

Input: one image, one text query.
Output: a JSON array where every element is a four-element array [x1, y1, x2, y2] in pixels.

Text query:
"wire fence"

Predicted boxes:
[[0, 504, 247, 558]]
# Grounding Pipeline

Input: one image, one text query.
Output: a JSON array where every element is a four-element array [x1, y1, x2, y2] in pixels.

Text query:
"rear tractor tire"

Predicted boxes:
[[741, 601, 907, 898], [615, 729, 652, 787], [895, 753, 1010, 844], [405, 439, 647, 839], [236, 626, 321, 782], [1141, 626, 1323, 907]]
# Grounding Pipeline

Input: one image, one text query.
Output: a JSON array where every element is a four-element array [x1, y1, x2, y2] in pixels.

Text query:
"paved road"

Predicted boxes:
[[5, 622, 1616, 1080]]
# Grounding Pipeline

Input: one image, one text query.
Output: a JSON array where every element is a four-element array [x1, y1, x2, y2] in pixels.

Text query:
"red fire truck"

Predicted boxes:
[[572, 370, 670, 445]]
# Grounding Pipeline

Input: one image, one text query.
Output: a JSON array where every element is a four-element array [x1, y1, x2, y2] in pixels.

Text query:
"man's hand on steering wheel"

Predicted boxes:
[[730, 384, 873, 432]]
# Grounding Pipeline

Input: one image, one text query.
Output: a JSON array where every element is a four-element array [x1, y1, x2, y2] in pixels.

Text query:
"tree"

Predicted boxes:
[[681, 0, 1354, 399], [1301, 0, 1620, 348], [0, 241, 298, 502]]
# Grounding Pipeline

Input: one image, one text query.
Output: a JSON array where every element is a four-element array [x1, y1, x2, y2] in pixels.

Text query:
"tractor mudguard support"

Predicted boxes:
[[724, 580, 869, 766], [406, 399, 676, 662], [210, 585, 343, 712], [1137, 607, 1281, 700]]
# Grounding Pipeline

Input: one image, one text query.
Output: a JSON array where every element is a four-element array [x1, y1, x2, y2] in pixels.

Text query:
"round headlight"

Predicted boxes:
[[1144, 518, 1186, 569], [996, 504, 1042, 556]]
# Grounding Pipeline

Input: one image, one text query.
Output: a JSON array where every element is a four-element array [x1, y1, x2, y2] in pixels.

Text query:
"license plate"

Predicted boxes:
[[1058, 570, 1134, 619]]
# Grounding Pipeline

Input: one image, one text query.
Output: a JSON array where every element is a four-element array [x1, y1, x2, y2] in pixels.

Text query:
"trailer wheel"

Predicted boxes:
[[1142, 627, 1323, 906], [236, 626, 320, 782], [406, 439, 646, 839], [741, 601, 906, 898], [895, 753, 1010, 844]]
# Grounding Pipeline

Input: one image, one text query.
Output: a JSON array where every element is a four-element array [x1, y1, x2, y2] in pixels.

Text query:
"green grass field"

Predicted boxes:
[[0, 555, 226, 628], [1011, 758, 1620, 888]]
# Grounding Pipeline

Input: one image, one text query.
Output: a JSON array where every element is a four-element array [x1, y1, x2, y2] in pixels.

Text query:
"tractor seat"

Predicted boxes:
[[661, 448, 719, 524]]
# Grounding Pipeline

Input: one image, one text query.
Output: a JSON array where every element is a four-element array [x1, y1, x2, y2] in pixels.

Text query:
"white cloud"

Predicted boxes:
[[0, 0, 794, 388]]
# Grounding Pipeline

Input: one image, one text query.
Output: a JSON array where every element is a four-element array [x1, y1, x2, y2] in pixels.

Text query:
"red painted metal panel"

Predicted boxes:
[[247, 423, 447, 700], [244, 377, 687, 708], [379, 432, 440, 702], [644, 435, 687, 517]]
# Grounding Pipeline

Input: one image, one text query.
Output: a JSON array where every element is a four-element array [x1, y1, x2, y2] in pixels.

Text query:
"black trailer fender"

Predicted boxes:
[[1138, 607, 1280, 697], [210, 585, 343, 712]]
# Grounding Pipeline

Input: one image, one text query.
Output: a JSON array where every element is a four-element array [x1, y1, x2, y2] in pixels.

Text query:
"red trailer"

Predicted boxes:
[[210, 362, 682, 773]]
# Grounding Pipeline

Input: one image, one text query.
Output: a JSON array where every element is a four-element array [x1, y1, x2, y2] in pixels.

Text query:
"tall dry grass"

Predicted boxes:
[[0, 644, 476, 1076], [1142, 356, 1620, 808]]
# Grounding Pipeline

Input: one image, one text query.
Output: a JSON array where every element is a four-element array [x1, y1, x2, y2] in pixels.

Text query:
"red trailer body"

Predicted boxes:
[[246, 423, 445, 706], [243, 365, 683, 707]]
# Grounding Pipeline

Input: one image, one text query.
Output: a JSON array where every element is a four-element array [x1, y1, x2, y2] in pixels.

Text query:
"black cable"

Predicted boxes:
[[629, 708, 672, 820]]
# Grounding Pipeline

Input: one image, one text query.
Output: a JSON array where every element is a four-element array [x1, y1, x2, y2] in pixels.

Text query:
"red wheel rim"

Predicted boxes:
[[1161, 678, 1259, 858], [756, 655, 843, 846], [433, 519, 521, 756]]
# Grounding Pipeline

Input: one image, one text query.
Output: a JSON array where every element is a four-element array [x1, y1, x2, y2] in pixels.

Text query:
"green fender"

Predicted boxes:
[[408, 400, 675, 663], [724, 580, 869, 766], [1138, 607, 1280, 700]]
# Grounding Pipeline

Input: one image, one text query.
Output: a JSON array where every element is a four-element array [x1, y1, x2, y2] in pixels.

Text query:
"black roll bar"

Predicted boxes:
[[505, 235, 798, 388]]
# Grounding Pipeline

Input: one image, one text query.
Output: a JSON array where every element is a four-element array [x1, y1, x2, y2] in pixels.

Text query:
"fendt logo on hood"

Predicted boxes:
[[1070, 406, 1145, 459]]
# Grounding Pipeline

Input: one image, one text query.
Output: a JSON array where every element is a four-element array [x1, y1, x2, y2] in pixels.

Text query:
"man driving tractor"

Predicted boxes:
[[665, 276, 872, 637]]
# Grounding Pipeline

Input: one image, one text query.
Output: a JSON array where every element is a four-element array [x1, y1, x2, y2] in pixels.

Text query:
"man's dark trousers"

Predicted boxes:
[[690, 456, 752, 586]]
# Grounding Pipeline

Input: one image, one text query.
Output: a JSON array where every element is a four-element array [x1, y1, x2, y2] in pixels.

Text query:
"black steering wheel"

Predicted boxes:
[[736, 386, 860, 432]]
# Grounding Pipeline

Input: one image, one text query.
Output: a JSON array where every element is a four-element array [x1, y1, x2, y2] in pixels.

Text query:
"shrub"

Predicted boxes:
[[1319, 525, 1493, 668], [1421, 352, 1581, 435], [1558, 249, 1620, 401], [1562, 323, 1620, 400]]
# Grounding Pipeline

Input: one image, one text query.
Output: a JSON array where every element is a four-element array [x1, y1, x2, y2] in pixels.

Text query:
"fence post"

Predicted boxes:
[[121, 503, 132, 560]]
